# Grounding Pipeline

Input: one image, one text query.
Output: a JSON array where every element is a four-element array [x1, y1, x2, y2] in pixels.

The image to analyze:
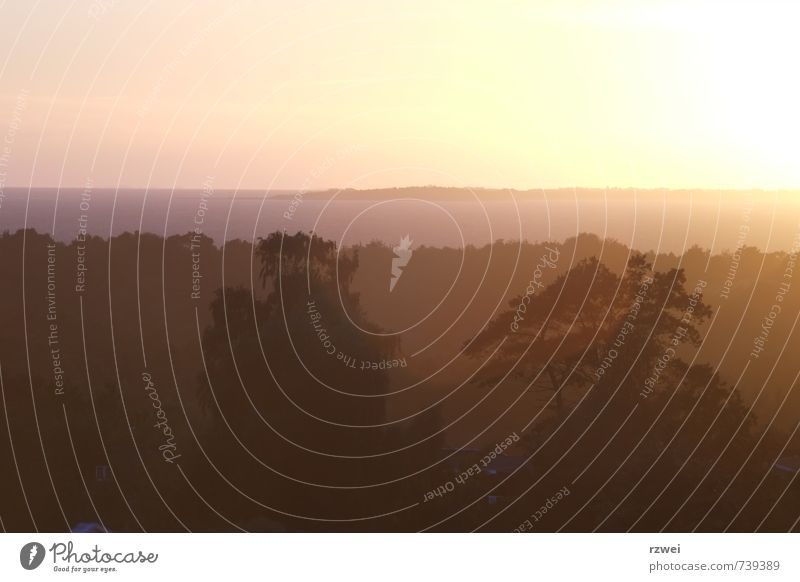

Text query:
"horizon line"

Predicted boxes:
[[3, 185, 799, 193]]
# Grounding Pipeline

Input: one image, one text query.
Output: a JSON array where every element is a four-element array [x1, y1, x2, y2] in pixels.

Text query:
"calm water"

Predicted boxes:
[[0, 188, 795, 253]]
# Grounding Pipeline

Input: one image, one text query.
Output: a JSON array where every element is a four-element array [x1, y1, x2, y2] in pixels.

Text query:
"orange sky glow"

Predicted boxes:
[[1, 0, 799, 191]]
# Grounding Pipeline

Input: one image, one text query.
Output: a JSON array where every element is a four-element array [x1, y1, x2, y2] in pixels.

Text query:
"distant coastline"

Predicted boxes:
[[4, 185, 795, 202]]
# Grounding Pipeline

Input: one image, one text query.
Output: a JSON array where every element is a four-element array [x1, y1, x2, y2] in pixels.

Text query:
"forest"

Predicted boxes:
[[0, 227, 798, 532]]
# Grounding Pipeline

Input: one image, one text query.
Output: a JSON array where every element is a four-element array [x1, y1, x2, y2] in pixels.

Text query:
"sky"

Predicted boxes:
[[1, 0, 799, 191]]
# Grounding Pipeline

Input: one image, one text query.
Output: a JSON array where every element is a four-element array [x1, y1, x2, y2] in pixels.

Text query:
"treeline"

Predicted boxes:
[[0, 228, 798, 532]]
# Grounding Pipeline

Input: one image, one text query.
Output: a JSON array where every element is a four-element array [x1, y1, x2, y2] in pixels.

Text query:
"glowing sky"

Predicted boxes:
[[1, 0, 798, 190]]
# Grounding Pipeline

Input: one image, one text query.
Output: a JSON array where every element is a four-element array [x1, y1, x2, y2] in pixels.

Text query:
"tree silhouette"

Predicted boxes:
[[464, 253, 770, 531]]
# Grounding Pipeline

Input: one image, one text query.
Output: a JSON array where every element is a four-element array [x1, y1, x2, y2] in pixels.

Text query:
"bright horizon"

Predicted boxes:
[[1, 0, 799, 191]]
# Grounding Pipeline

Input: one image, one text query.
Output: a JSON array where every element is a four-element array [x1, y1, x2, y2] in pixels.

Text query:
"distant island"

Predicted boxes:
[[268, 186, 792, 202]]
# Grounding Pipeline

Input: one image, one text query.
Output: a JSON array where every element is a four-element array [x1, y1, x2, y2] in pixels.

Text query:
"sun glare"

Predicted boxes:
[[694, 2, 800, 186]]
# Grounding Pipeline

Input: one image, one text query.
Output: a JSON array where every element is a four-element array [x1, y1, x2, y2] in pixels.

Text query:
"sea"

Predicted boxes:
[[1, 187, 796, 253]]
